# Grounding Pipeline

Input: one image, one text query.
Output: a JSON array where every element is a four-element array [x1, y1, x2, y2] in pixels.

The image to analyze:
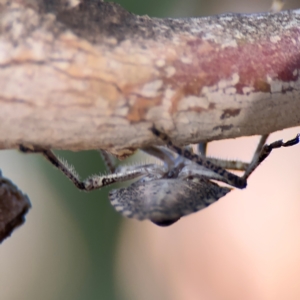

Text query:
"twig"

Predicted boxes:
[[1, 0, 300, 156]]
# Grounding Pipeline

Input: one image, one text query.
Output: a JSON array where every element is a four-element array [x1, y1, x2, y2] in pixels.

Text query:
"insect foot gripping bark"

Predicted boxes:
[[19, 131, 299, 227]]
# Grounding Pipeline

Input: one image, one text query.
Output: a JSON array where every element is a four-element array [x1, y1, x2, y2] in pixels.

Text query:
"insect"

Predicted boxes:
[[19, 129, 299, 226]]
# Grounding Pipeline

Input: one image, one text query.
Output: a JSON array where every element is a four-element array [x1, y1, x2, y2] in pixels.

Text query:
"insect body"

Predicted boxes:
[[108, 147, 232, 226], [20, 130, 299, 226], [110, 178, 231, 226]]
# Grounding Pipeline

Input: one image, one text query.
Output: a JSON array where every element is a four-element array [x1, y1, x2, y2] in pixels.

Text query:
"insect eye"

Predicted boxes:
[[151, 217, 180, 227]]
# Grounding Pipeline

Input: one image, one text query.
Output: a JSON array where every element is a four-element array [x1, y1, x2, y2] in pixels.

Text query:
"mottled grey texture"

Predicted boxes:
[[109, 177, 231, 226]]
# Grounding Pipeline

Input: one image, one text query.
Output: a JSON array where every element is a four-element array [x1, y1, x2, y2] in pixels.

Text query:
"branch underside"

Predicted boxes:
[[1, 0, 300, 156]]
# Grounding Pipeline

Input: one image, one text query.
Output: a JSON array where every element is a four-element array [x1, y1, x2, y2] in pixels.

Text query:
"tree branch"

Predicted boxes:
[[1, 0, 300, 156]]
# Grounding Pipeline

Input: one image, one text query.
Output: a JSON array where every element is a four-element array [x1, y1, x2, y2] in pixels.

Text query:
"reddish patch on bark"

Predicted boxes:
[[164, 28, 300, 111], [124, 28, 300, 121]]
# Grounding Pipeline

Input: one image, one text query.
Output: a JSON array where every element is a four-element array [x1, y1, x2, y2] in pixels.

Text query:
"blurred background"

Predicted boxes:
[[1, 1, 300, 300]]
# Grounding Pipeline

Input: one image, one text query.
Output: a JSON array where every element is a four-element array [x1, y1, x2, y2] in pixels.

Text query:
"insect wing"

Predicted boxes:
[[109, 177, 231, 226]]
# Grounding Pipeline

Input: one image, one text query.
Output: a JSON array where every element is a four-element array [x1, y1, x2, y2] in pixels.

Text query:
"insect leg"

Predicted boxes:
[[197, 142, 207, 156], [206, 158, 249, 171], [196, 142, 249, 170], [141, 146, 177, 169], [98, 150, 117, 173], [19, 145, 150, 191], [20, 145, 86, 190], [243, 134, 300, 180], [150, 127, 247, 189]]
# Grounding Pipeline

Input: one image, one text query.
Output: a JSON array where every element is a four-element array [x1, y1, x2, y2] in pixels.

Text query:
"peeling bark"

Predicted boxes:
[[0, 0, 300, 156]]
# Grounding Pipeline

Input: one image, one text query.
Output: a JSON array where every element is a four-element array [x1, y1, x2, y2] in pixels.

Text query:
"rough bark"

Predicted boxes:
[[0, 170, 31, 243], [0, 0, 300, 157]]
